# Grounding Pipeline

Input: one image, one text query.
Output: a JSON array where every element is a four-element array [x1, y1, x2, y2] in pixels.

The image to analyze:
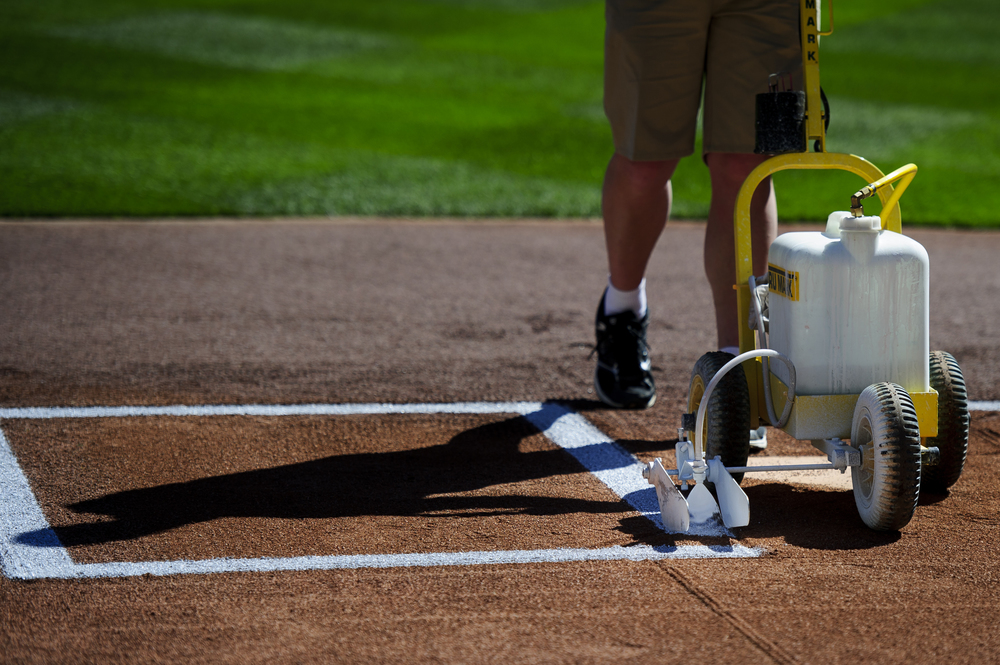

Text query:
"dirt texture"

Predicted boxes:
[[1, 219, 999, 664]]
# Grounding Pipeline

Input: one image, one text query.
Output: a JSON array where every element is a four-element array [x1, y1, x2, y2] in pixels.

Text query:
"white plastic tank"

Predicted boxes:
[[766, 212, 929, 396]]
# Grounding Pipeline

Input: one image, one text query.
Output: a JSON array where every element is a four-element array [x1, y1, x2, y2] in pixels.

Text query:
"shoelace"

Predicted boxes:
[[595, 318, 648, 378]]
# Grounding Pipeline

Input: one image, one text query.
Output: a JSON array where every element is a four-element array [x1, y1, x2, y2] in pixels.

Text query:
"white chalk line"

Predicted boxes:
[[13, 544, 763, 581], [0, 401, 745, 580], [6, 398, 995, 422], [0, 430, 76, 580], [0, 401, 545, 420]]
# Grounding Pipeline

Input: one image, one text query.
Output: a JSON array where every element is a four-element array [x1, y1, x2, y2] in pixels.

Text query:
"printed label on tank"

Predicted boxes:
[[768, 263, 799, 301]]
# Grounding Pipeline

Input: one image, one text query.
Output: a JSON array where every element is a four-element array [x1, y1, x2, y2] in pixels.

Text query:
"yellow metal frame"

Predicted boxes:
[[800, 0, 832, 152], [766, 375, 939, 440], [735, 153, 893, 428], [734, 153, 934, 435], [728, 0, 937, 439]]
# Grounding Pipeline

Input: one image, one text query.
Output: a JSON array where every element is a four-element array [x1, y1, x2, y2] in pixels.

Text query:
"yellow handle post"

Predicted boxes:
[[800, 0, 829, 151]]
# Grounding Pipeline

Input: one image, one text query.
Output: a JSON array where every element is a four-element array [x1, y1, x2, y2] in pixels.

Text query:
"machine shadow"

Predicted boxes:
[[27, 406, 650, 549], [607, 433, 910, 548], [614, 438, 679, 455], [738, 483, 902, 549]]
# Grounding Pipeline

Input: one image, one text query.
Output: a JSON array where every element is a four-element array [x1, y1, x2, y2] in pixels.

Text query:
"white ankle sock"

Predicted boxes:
[[604, 278, 647, 318]]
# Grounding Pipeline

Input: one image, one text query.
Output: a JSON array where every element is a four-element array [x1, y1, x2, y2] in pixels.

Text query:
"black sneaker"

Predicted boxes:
[[593, 291, 656, 409]]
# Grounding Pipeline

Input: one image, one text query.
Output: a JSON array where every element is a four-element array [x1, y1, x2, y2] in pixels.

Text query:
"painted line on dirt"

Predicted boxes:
[[520, 403, 728, 538], [10, 544, 763, 580], [969, 400, 1000, 411], [0, 401, 546, 420], [0, 401, 743, 580], [0, 430, 78, 580]]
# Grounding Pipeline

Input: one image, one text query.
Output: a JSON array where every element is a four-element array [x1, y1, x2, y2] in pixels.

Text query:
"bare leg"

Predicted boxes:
[[704, 152, 777, 350], [602, 153, 680, 291]]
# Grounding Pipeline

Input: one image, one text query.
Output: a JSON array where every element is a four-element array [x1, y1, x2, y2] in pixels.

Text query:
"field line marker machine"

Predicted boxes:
[[643, 0, 970, 532]]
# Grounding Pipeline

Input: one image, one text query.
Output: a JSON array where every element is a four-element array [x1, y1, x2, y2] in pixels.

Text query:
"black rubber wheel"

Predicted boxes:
[[923, 351, 970, 493], [850, 382, 922, 531], [687, 352, 751, 484]]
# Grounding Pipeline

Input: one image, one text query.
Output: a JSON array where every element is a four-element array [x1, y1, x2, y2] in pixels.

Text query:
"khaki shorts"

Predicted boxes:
[[605, 0, 802, 161]]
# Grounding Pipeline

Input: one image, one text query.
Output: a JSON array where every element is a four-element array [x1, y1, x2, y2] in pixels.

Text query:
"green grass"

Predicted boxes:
[[1, 0, 998, 224]]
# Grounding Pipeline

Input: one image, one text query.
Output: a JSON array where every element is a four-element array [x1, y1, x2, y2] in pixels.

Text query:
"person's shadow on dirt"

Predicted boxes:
[[18, 401, 904, 552], [20, 402, 648, 549]]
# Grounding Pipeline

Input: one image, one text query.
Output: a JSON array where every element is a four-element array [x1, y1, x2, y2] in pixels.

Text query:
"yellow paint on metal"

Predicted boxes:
[[688, 373, 713, 444], [909, 389, 939, 438], [801, 0, 826, 149], [768, 375, 857, 439], [766, 375, 940, 440]]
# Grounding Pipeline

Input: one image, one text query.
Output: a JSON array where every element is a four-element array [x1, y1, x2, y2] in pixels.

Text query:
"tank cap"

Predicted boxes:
[[838, 215, 881, 232]]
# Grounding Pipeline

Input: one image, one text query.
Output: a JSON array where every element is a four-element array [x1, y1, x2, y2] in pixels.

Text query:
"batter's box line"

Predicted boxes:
[[0, 401, 756, 580]]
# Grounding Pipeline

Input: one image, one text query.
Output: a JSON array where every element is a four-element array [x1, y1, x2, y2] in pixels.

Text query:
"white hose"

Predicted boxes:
[[694, 349, 796, 461]]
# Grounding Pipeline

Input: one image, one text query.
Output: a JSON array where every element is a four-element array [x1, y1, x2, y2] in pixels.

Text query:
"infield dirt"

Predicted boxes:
[[1, 219, 998, 664]]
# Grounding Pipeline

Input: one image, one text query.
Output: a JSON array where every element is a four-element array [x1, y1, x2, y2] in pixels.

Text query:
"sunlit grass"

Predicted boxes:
[[0, 0, 997, 225], [48, 12, 400, 71]]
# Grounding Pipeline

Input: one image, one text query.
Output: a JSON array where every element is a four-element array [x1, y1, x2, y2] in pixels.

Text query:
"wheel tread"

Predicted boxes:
[[852, 382, 921, 531], [924, 351, 970, 492], [689, 352, 751, 484]]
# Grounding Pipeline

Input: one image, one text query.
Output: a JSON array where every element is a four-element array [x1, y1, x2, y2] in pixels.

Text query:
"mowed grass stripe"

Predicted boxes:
[[0, 106, 602, 216], [48, 12, 400, 71], [1, 0, 998, 223], [825, 97, 980, 164], [825, 0, 1000, 68]]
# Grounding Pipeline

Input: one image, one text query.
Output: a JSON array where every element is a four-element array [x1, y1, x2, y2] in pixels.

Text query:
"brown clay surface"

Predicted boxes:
[[1, 219, 999, 664], [5, 414, 647, 564]]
